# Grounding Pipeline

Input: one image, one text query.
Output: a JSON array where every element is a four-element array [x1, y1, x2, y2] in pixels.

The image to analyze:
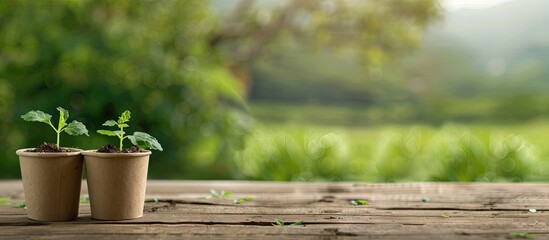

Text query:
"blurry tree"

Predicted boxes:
[[0, 0, 248, 179], [210, 0, 441, 95]]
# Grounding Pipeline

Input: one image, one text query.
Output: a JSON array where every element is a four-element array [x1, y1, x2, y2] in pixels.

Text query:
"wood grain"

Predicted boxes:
[[1, 181, 548, 239]]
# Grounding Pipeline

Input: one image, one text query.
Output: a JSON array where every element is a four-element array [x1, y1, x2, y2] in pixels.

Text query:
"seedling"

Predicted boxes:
[[209, 189, 233, 199], [350, 199, 368, 205], [272, 219, 304, 227], [14, 202, 26, 208], [272, 219, 284, 227], [510, 232, 535, 238], [97, 110, 162, 151], [233, 196, 253, 204], [21, 107, 89, 147], [80, 196, 90, 203]]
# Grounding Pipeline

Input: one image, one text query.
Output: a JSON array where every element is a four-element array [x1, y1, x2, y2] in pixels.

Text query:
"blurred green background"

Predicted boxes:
[[2, 0, 548, 182]]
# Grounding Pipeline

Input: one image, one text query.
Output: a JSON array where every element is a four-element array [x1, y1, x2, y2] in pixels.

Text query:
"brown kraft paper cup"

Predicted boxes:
[[16, 148, 83, 221], [82, 150, 150, 220]]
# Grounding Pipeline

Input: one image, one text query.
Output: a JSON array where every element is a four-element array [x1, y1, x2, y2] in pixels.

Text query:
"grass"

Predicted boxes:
[[233, 112, 549, 182]]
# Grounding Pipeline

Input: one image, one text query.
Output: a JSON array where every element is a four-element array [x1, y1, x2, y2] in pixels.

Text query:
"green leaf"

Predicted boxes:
[[80, 196, 89, 203], [510, 232, 535, 238], [350, 199, 368, 205], [127, 135, 144, 148], [131, 132, 163, 151], [272, 219, 284, 227], [64, 120, 89, 136], [221, 191, 233, 198], [113, 130, 125, 136], [14, 202, 26, 208], [102, 120, 118, 127], [209, 189, 232, 199], [21, 110, 52, 124], [118, 110, 131, 124], [233, 196, 253, 204], [243, 196, 253, 201], [119, 124, 129, 128], [210, 189, 219, 198], [290, 221, 304, 226], [56, 107, 69, 120], [56, 107, 69, 130], [97, 129, 118, 136]]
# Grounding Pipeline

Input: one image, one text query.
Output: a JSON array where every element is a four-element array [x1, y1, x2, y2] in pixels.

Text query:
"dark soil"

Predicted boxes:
[[97, 144, 142, 153], [26, 143, 76, 153]]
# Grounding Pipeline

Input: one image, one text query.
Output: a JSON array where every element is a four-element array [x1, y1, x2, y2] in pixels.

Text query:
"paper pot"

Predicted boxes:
[[82, 150, 151, 220], [16, 148, 83, 221]]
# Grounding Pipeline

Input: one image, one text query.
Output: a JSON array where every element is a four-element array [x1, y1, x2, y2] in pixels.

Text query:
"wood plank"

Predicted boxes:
[[1, 180, 548, 239]]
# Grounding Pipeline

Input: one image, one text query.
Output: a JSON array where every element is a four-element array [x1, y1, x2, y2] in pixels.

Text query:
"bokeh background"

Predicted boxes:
[[1, 0, 549, 182]]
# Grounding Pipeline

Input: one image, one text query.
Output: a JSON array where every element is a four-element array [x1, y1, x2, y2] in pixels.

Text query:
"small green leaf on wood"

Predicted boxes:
[[290, 221, 304, 226], [272, 219, 284, 227], [80, 196, 89, 203], [233, 196, 253, 204], [510, 232, 535, 238], [209, 189, 233, 199], [14, 202, 26, 208], [350, 199, 368, 205]]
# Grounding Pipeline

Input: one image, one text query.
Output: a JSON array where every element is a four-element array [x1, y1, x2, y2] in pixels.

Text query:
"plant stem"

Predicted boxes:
[[47, 122, 60, 147], [119, 125, 124, 151]]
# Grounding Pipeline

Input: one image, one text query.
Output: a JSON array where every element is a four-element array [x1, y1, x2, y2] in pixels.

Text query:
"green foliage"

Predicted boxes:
[[234, 127, 352, 181], [97, 110, 162, 151], [234, 121, 543, 182], [0, 0, 247, 178], [21, 107, 89, 147]]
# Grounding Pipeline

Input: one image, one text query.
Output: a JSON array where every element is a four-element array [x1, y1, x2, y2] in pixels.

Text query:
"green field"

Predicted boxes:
[[233, 103, 549, 182]]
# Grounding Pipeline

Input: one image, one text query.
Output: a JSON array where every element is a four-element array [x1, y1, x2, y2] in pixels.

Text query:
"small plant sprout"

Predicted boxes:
[[350, 199, 368, 205], [97, 110, 163, 151], [209, 189, 233, 199], [510, 232, 535, 239], [272, 219, 304, 227], [233, 196, 253, 204], [21, 107, 89, 147]]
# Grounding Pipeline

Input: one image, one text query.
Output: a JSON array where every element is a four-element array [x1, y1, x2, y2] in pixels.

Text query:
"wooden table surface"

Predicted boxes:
[[1, 180, 548, 239]]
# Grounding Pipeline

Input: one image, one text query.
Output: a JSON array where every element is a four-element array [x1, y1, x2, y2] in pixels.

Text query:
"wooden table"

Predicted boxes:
[[1, 181, 548, 239]]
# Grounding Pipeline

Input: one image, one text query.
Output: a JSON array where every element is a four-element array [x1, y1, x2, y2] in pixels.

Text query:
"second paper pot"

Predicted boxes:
[[83, 150, 151, 220]]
